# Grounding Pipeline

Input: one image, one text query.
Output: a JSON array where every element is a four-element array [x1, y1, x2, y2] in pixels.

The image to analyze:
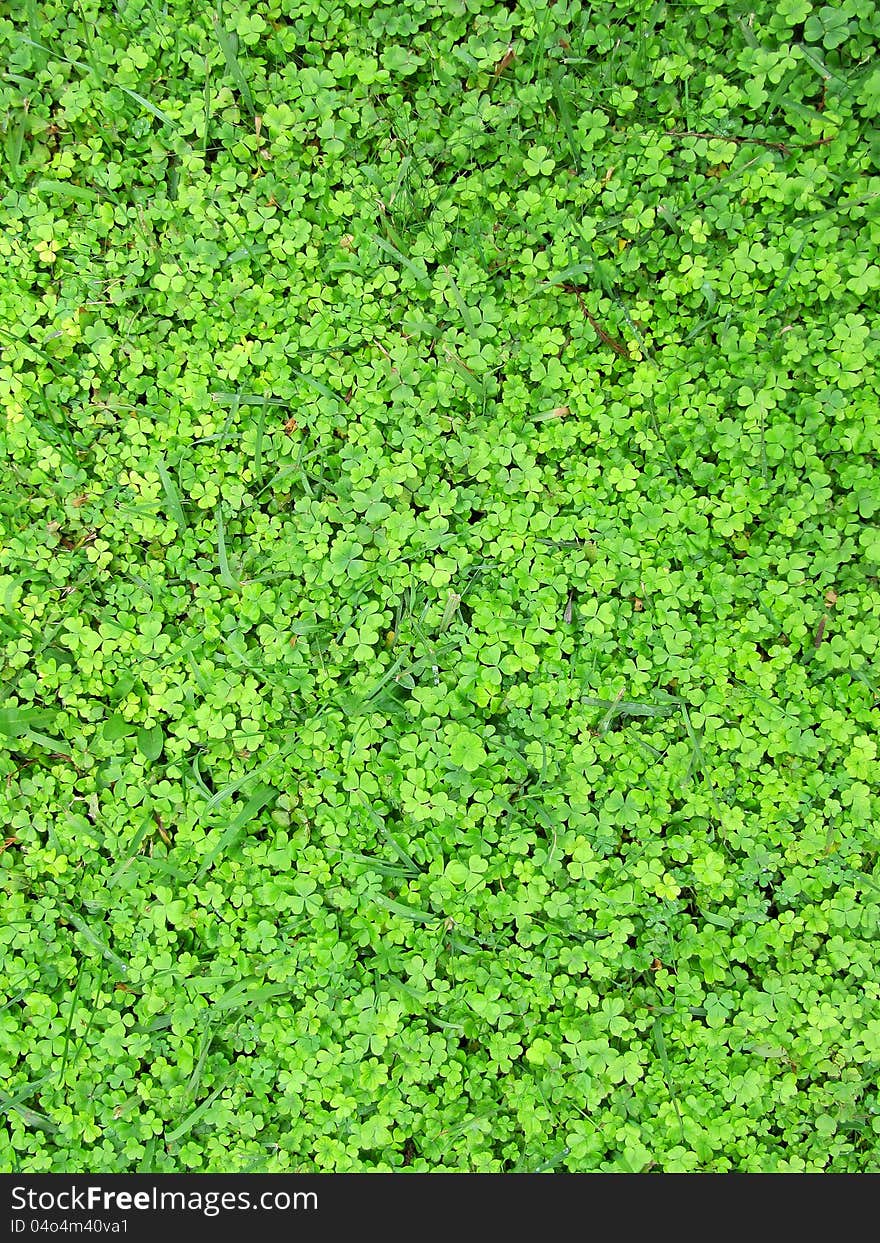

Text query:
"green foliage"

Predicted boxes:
[[1, 0, 879, 1174]]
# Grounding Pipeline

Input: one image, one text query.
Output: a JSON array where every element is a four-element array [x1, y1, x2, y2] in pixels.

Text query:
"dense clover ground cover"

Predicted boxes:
[[1, 0, 879, 1173]]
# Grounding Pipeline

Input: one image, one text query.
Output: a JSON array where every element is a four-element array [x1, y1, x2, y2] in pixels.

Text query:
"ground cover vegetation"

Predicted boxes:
[[1, 0, 879, 1173]]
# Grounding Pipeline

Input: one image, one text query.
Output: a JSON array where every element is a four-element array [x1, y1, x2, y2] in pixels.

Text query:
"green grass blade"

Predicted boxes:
[[368, 232, 431, 289], [796, 43, 851, 91], [550, 62, 581, 173], [222, 243, 269, 267], [216, 504, 239, 588], [341, 852, 415, 879], [653, 1017, 686, 1143], [212, 980, 288, 1011], [372, 894, 439, 924], [196, 781, 276, 880], [253, 396, 267, 485], [544, 263, 594, 287], [186, 1022, 215, 1100], [165, 1075, 233, 1145], [198, 752, 280, 820], [58, 968, 86, 1084], [109, 813, 154, 887], [290, 369, 342, 408], [443, 268, 478, 339], [156, 456, 188, 531], [0, 1087, 59, 1134], [213, 15, 255, 115], [209, 392, 288, 406], [0, 707, 56, 735], [442, 349, 487, 397], [5, 114, 27, 184], [18, 728, 72, 757], [202, 55, 212, 154], [59, 907, 130, 978]]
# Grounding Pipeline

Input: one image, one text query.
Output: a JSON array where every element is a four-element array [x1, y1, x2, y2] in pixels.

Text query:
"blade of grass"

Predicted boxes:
[[529, 3, 554, 76], [253, 396, 267, 486], [71, 960, 105, 1066], [437, 591, 462, 634], [366, 809, 423, 875], [764, 66, 800, 125], [144, 854, 187, 884], [544, 262, 595, 287], [20, 36, 174, 125], [58, 966, 86, 1085], [197, 745, 291, 821], [186, 1021, 215, 1100], [0, 989, 29, 1015], [20, 35, 91, 74], [550, 62, 581, 173], [138, 1137, 158, 1171], [613, 294, 655, 361], [11, 727, 72, 758], [341, 852, 416, 879], [156, 456, 188, 531], [372, 894, 440, 924], [75, 0, 106, 82], [377, 207, 408, 256], [186, 652, 211, 695], [442, 348, 487, 398], [165, 1073, 234, 1146], [583, 693, 677, 734], [202, 55, 212, 155], [209, 392, 288, 406], [216, 503, 239, 588], [523, 1146, 573, 1173], [653, 1017, 686, 1144], [0, 707, 56, 735], [195, 781, 276, 880], [25, 0, 47, 67], [109, 812, 155, 887], [443, 268, 478, 339], [213, 11, 255, 115], [796, 43, 851, 91], [291, 368, 343, 409], [679, 700, 723, 827], [766, 234, 808, 311], [388, 154, 412, 211], [222, 243, 269, 267], [0, 1084, 59, 1135], [679, 700, 704, 783], [59, 907, 129, 978], [5, 113, 27, 184], [223, 214, 263, 273], [367, 231, 431, 290], [212, 980, 289, 1012]]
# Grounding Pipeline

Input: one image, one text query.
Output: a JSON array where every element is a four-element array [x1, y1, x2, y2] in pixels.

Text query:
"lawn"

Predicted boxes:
[[1, 0, 879, 1172]]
